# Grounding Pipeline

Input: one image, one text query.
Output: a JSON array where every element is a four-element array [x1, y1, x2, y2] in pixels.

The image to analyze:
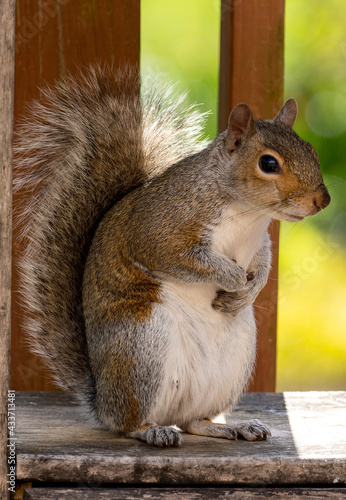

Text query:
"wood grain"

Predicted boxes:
[[15, 391, 346, 486], [218, 0, 285, 391], [22, 487, 346, 499], [0, 2, 16, 500], [12, 0, 140, 391]]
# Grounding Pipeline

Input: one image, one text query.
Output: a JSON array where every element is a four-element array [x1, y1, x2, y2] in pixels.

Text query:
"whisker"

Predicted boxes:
[[253, 304, 272, 313], [219, 206, 274, 238], [326, 179, 345, 188], [280, 217, 309, 242], [221, 202, 280, 225]]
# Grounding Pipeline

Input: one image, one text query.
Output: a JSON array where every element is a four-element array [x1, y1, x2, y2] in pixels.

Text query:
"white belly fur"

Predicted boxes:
[[147, 206, 271, 427]]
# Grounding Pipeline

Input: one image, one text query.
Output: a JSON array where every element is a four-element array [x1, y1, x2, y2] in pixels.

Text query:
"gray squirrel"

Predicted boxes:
[[16, 67, 330, 447]]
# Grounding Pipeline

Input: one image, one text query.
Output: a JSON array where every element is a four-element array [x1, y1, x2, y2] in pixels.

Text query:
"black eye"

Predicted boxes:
[[259, 155, 280, 173]]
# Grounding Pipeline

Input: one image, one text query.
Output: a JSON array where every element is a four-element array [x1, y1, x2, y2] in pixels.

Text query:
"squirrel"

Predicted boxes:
[[15, 66, 331, 447]]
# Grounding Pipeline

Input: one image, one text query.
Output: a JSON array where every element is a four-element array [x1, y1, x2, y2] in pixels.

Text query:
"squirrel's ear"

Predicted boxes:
[[274, 98, 298, 128], [226, 103, 255, 154]]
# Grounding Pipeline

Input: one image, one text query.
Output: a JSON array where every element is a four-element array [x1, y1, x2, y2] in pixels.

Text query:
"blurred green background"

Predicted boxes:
[[141, 0, 346, 391]]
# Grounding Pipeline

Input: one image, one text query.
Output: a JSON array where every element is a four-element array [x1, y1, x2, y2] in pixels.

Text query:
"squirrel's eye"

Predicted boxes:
[[259, 155, 280, 174]]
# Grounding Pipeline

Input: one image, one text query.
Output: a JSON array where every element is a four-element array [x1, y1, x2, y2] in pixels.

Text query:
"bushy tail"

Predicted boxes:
[[15, 66, 208, 393]]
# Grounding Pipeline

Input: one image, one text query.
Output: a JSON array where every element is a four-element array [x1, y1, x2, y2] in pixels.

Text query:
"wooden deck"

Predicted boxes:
[[21, 486, 346, 499], [12, 391, 346, 498]]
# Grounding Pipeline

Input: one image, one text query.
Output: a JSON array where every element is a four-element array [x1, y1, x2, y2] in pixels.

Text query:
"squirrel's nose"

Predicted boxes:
[[313, 185, 331, 212]]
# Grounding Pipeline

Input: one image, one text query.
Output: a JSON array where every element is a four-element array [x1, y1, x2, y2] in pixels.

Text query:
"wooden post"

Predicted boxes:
[[0, 2, 15, 498], [12, 0, 140, 391], [218, 0, 285, 391]]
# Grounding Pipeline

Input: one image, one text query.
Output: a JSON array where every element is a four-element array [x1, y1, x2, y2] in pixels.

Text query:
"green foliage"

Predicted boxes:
[[285, 0, 346, 233], [277, 222, 346, 390], [278, 0, 346, 390], [141, 0, 220, 138]]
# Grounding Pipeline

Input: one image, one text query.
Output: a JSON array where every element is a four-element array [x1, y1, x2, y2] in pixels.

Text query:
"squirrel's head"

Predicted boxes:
[[223, 99, 331, 221]]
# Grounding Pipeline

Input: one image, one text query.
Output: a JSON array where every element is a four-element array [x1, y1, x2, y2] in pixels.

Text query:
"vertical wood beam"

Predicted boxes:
[[218, 0, 285, 391], [12, 0, 140, 391], [0, 2, 15, 498]]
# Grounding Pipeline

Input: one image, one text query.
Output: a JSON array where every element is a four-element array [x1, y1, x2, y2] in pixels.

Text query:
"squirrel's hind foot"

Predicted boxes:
[[128, 425, 183, 447], [231, 419, 272, 441], [182, 418, 271, 442]]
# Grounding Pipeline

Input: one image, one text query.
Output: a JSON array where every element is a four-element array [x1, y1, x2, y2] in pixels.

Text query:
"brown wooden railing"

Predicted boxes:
[[1, 3, 15, 498]]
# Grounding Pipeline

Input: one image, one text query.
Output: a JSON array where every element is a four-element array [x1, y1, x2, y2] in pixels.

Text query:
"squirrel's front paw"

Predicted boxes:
[[212, 289, 251, 315], [219, 263, 247, 292], [212, 290, 235, 313], [212, 271, 262, 315]]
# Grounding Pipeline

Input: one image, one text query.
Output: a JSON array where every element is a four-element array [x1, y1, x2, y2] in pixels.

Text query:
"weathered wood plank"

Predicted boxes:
[[22, 487, 346, 499], [218, 0, 285, 392], [15, 392, 346, 486], [0, 2, 16, 500]]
